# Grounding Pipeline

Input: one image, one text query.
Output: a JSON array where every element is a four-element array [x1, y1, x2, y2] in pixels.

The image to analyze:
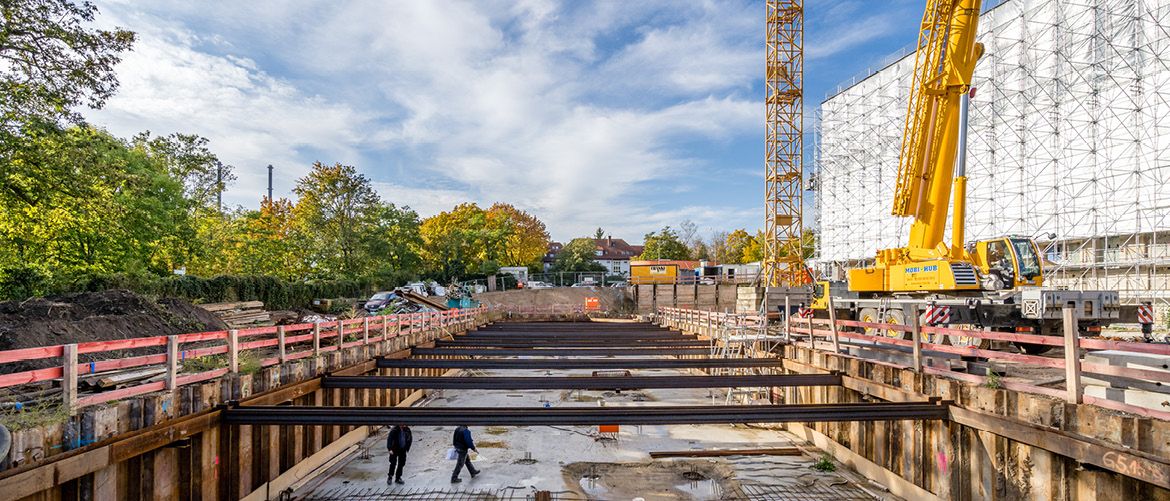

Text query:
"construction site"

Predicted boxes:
[[3, 0, 1170, 500]]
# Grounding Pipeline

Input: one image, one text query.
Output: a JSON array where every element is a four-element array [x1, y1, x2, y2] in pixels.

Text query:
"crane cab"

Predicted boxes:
[[969, 237, 1044, 290]]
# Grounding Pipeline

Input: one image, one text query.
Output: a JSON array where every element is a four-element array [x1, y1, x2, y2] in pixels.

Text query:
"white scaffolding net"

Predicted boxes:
[[815, 0, 1170, 313]]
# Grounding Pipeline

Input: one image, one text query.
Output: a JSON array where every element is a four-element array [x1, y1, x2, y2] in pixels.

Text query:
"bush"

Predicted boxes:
[[0, 266, 48, 299], [0, 270, 418, 310]]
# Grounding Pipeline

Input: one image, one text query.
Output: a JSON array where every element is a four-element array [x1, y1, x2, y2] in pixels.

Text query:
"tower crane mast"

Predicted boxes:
[[762, 0, 806, 288]]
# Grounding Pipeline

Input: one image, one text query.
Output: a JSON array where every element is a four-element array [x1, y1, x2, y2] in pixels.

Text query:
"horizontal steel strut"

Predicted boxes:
[[434, 339, 710, 348], [222, 402, 950, 426], [410, 347, 713, 357], [375, 357, 785, 370], [320, 374, 841, 390]]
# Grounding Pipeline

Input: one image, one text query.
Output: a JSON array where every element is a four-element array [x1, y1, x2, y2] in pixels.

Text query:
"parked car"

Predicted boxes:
[[609, 281, 628, 288], [527, 281, 554, 289], [570, 282, 596, 288], [403, 282, 429, 296], [363, 291, 396, 312]]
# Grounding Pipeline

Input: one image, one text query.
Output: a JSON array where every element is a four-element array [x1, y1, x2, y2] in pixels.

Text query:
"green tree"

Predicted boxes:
[[133, 132, 233, 213], [593, 227, 605, 240], [637, 226, 691, 261], [723, 229, 753, 264], [0, 0, 135, 131], [742, 230, 765, 263], [367, 202, 422, 273], [291, 162, 384, 278], [486, 203, 550, 267], [0, 126, 191, 276], [419, 203, 490, 279], [551, 238, 606, 272]]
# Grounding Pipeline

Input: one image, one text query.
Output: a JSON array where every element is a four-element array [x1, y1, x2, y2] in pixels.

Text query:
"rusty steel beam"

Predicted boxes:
[[223, 402, 950, 426], [375, 357, 784, 370], [435, 339, 710, 348], [410, 347, 712, 357]]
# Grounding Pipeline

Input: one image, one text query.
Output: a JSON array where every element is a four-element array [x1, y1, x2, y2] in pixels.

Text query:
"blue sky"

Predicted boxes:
[[87, 0, 924, 242]]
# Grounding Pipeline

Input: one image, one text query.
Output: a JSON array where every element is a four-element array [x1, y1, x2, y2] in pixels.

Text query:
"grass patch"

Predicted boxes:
[[238, 350, 262, 374], [182, 350, 263, 375], [182, 354, 227, 373], [475, 440, 507, 449], [811, 454, 836, 472], [484, 426, 508, 435], [984, 372, 1002, 389], [0, 400, 70, 432]]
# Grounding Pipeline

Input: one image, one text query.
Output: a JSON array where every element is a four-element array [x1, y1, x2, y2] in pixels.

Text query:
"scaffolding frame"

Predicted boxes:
[[815, 0, 1170, 319]]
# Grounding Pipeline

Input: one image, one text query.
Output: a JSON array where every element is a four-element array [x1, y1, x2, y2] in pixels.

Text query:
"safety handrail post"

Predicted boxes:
[[910, 305, 922, 373], [63, 343, 78, 413], [228, 329, 239, 373], [166, 335, 179, 390], [277, 326, 287, 364], [1063, 302, 1083, 404]]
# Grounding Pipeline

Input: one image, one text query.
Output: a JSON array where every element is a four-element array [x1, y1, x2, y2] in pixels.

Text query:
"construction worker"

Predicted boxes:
[[450, 425, 480, 483], [386, 424, 412, 485]]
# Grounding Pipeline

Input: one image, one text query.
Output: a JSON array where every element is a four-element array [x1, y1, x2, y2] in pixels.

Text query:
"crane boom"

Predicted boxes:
[[895, 0, 984, 261]]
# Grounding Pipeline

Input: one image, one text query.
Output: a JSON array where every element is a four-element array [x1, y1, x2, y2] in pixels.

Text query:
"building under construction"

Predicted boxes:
[[815, 0, 1170, 318]]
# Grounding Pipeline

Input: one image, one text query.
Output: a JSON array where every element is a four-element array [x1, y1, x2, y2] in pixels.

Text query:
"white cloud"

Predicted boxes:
[[86, 1, 765, 241]]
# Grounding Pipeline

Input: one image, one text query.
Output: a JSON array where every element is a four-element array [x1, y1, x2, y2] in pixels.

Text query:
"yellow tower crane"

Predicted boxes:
[[762, 0, 806, 288]]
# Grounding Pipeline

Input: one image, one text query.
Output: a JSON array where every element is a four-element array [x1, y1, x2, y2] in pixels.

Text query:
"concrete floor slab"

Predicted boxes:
[[295, 366, 896, 500]]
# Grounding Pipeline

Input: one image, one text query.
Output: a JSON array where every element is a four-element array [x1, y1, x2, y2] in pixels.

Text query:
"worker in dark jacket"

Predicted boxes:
[[386, 425, 412, 485], [450, 425, 480, 483]]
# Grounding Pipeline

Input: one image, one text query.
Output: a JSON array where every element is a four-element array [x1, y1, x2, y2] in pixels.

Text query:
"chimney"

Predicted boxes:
[[607, 236, 613, 247]]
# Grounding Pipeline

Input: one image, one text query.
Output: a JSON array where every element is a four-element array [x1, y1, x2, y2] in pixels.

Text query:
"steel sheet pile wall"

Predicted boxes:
[[816, 0, 1170, 308]]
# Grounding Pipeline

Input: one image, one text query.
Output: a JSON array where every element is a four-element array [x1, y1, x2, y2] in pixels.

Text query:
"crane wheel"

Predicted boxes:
[[947, 325, 991, 350], [859, 308, 908, 339]]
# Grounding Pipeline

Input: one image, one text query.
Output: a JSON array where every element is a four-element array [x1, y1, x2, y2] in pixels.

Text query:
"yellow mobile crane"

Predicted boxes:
[[812, 0, 1141, 350], [847, 0, 1038, 294]]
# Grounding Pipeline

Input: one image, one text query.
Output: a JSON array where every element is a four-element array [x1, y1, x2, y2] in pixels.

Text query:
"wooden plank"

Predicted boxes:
[[199, 301, 265, 312], [109, 411, 222, 463], [788, 422, 941, 501], [228, 330, 240, 374], [166, 337, 179, 390], [0, 345, 65, 364], [63, 344, 78, 412], [1064, 304, 1083, 404], [649, 447, 803, 458]]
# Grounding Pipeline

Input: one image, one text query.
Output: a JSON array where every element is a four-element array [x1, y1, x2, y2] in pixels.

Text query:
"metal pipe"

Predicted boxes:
[[951, 90, 971, 257]]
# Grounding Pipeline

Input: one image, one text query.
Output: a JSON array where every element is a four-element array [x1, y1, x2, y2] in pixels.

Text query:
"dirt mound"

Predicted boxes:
[[0, 290, 227, 373]]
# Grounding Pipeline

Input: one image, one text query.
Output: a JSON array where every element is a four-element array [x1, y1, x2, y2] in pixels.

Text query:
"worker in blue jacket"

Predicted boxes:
[[450, 425, 480, 483], [386, 424, 412, 485]]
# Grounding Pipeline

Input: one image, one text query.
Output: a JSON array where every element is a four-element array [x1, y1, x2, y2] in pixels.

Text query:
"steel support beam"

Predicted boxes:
[[223, 402, 949, 426], [435, 339, 710, 348], [375, 357, 785, 370], [462, 332, 693, 339], [321, 374, 841, 390], [410, 347, 712, 357]]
